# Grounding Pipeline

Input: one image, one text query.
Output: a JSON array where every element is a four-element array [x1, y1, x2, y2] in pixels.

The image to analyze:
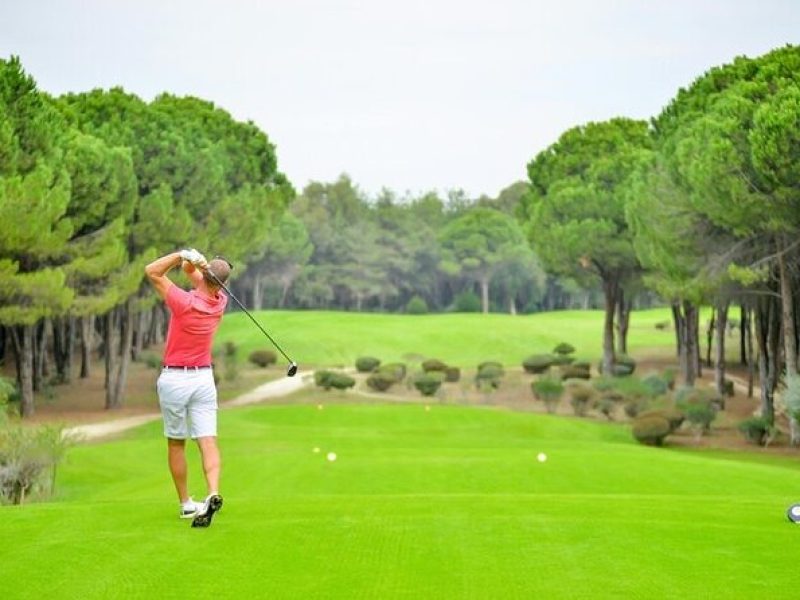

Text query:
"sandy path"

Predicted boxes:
[[65, 371, 313, 441]]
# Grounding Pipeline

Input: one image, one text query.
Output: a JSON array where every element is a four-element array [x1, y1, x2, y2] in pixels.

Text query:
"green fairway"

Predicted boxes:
[[3, 399, 800, 599], [216, 308, 683, 368]]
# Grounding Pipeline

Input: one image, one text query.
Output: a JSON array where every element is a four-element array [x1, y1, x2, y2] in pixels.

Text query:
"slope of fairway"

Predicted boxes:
[[216, 308, 680, 367], [3, 401, 800, 599]]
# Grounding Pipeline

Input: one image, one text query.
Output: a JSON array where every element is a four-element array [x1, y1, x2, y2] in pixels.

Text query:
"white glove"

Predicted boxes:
[[179, 248, 207, 268]]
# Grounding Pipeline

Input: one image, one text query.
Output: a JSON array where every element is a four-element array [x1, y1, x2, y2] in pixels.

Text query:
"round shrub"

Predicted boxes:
[[594, 397, 616, 420], [406, 295, 428, 314], [522, 355, 554, 374], [366, 372, 396, 392], [599, 355, 637, 377], [738, 416, 774, 446], [551, 354, 575, 366], [413, 373, 444, 396], [531, 377, 564, 413], [478, 361, 504, 374], [314, 370, 334, 390], [378, 363, 406, 382], [560, 364, 591, 380], [654, 320, 671, 331], [553, 342, 576, 356], [638, 408, 685, 433], [632, 415, 671, 446], [476, 364, 504, 390], [328, 372, 356, 391], [454, 291, 481, 313], [444, 367, 461, 382], [356, 356, 381, 373], [422, 359, 448, 373], [642, 374, 668, 397], [567, 381, 595, 417], [684, 403, 717, 433], [248, 350, 277, 368]]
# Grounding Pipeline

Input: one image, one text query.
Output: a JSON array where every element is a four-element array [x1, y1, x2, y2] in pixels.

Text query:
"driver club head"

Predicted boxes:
[[287, 362, 298, 377]]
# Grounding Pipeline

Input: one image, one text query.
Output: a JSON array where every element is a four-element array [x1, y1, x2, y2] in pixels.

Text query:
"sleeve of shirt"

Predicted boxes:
[[165, 285, 193, 316]]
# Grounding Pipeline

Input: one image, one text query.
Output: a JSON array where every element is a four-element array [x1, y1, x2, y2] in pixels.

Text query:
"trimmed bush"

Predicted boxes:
[[594, 397, 616, 420], [567, 381, 595, 416], [378, 363, 406, 382], [406, 295, 428, 314], [355, 356, 381, 373], [314, 371, 355, 391], [560, 364, 591, 380], [642, 374, 668, 397], [531, 377, 564, 413], [683, 403, 717, 433], [248, 350, 277, 368], [422, 359, 448, 373], [478, 361, 504, 374], [632, 416, 671, 446], [738, 416, 775, 446], [551, 354, 575, 366], [476, 363, 504, 390], [553, 342, 576, 356], [366, 372, 396, 392], [454, 291, 481, 313], [413, 373, 444, 396], [639, 408, 685, 433], [598, 355, 637, 377], [522, 355, 554, 374], [654, 320, 671, 331], [722, 379, 735, 397], [444, 367, 461, 383], [662, 368, 676, 390]]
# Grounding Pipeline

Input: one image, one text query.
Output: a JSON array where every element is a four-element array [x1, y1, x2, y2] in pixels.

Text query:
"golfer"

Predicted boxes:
[[145, 249, 231, 527]]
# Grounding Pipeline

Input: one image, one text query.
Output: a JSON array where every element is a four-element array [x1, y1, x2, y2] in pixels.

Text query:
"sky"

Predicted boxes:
[[1, 0, 798, 199]]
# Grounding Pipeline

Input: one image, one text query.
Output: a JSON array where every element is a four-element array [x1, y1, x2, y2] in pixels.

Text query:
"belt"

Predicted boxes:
[[162, 365, 212, 371]]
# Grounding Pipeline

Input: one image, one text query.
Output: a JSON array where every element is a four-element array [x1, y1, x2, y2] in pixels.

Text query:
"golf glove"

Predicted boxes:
[[179, 248, 208, 268]]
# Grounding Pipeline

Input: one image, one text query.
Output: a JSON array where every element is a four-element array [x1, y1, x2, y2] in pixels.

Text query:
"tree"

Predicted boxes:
[[520, 118, 650, 374]]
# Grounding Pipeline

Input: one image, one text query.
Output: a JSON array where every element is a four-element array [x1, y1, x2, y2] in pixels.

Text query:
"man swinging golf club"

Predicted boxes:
[[145, 249, 231, 528]]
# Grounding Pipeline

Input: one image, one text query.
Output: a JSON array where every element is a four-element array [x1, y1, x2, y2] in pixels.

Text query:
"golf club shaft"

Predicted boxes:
[[205, 269, 294, 364]]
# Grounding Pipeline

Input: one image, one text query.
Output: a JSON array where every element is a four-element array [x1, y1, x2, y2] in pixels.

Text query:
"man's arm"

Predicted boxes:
[[182, 260, 205, 289], [145, 252, 182, 300]]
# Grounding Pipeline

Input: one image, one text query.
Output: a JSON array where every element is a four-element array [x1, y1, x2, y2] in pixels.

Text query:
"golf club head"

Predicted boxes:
[[787, 504, 800, 523], [287, 362, 298, 377]]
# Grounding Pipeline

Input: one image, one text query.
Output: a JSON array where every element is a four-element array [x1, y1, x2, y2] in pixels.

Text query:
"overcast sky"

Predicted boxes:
[[1, 0, 798, 198]]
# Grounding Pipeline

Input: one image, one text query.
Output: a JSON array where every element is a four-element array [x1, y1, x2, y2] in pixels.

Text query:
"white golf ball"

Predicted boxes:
[[792, 506, 800, 517], [327, 452, 337, 462], [317, 404, 324, 410], [537, 452, 548, 463], [313, 447, 320, 453]]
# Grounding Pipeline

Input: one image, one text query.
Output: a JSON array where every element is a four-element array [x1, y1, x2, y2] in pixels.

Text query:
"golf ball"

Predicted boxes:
[[425, 405, 431, 412], [327, 452, 337, 462], [537, 452, 548, 463], [313, 447, 320, 453], [317, 404, 324, 410]]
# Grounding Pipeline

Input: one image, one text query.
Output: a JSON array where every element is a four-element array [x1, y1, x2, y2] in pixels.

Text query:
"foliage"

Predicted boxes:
[[444, 367, 461, 382], [522, 354, 554, 374], [453, 291, 481, 313], [413, 372, 444, 397], [638, 408, 685, 433], [377, 363, 406, 382], [682, 403, 717, 433], [355, 356, 381, 373], [632, 416, 672, 446], [313, 371, 355, 391], [737, 417, 775, 446], [531, 376, 564, 413], [406, 295, 428, 314], [366, 372, 396, 392], [566, 381, 595, 416], [553, 342, 576, 355], [475, 362, 504, 391], [421, 359, 448, 373], [248, 350, 277, 368], [642, 374, 669, 397], [560, 363, 591, 380]]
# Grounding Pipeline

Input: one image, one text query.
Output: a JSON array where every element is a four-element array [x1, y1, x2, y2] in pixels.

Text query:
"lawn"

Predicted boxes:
[[3, 398, 800, 599], [215, 307, 687, 368]]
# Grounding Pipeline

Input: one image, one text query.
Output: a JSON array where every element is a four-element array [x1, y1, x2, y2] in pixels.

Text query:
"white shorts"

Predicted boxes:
[[156, 368, 218, 439]]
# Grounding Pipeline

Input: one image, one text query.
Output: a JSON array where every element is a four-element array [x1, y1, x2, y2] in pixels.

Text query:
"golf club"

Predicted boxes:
[[204, 266, 298, 377]]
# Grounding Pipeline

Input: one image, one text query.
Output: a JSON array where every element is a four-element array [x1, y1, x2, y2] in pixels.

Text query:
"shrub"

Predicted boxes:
[[642, 374, 668, 397], [215, 341, 239, 382], [444, 367, 461, 383], [413, 373, 444, 396], [654, 320, 671, 331], [314, 371, 355, 391], [594, 397, 616, 420], [638, 408, 685, 433], [632, 416, 671, 446], [478, 361, 503, 374], [522, 355, 554, 374], [378, 363, 406, 382], [531, 377, 564, 413], [476, 362, 504, 390], [662, 368, 676, 390], [139, 351, 162, 370], [560, 364, 590, 380], [683, 403, 717, 433], [551, 354, 575, 366], [454, 291, 481, 313], [553, 342, 576, 356], [624, 398, 649, 419], [366, 372, 396, 392], [599, 355, 637, 377], [355, 356, 381, 373], [738, 416, 775, 446], [722, 379, 735, 397], [248, 350, 277, 368], [422, 359, 448, 373], [406, 295, 428, 314], [567, 381, 594, 416]]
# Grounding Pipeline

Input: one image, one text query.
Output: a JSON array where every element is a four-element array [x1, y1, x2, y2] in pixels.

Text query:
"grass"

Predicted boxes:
[[3, 397, 800, 599], [216, 307, 685, 368]]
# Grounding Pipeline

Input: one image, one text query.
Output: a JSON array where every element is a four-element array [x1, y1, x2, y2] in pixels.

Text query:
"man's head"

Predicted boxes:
[[203, 257, 232, 288]]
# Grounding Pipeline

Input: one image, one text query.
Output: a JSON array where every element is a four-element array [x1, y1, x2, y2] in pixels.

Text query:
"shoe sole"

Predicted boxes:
[[191, 495, 223, 528]]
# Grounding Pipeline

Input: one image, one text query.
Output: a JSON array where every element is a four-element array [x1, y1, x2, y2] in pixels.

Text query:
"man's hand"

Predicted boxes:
[[179, 248, 208, 269]]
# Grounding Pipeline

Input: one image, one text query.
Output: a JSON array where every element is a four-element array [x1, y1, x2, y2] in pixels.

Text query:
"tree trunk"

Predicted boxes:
[[480, 276, 489, 314], [133, 309, 148, 360], [80, 315, 94, 379], [33, 320, 49, 392], [601, 278, 618, 376], [14, 325, 35, 418], [740, 304, 748, 366], [706, 309, 715, 368], [778, 244, 800, 444], [253, 275, 264, 310], [745, 306, 754, 399], [678, 301, 697, 387], [110, 300, 135, 409], [509, 295, 517, 316], [714, 302, 729, 398], [755, 296, 779, 424], [52, 316, 76, 383], [0, 327, 6, 365], [671, 302, 683, 359], [693, 307, 702, 378], [104, 307, 121, 408], [615, 290, 630, 355]]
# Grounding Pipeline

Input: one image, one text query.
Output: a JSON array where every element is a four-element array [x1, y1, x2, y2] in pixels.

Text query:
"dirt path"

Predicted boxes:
[[65, 370, 313, 441]]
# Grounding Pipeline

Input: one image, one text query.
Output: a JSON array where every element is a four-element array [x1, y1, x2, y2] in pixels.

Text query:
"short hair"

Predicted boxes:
[[204, 257, 232, 286]]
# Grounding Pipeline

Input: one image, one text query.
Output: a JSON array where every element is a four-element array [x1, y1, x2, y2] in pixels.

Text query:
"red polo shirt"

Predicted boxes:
[[163, 285, 228, 366]]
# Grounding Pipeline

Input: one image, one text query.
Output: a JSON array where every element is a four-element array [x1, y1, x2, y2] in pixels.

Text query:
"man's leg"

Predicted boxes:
[[195, 436, 220, 495], [167, 438, 190, 502]]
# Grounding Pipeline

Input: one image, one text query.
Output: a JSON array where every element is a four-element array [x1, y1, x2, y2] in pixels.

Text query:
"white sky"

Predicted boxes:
[[1, 0, 798, 198]]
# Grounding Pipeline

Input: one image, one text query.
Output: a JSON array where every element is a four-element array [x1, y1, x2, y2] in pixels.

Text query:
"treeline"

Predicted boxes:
[[231, 177, 609, 315], [0, 57, 291, 417], [518, 45, 800, 438]]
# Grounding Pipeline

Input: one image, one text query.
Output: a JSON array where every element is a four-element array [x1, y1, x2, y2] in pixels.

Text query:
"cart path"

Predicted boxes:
[[65, 370, 314, 441]]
